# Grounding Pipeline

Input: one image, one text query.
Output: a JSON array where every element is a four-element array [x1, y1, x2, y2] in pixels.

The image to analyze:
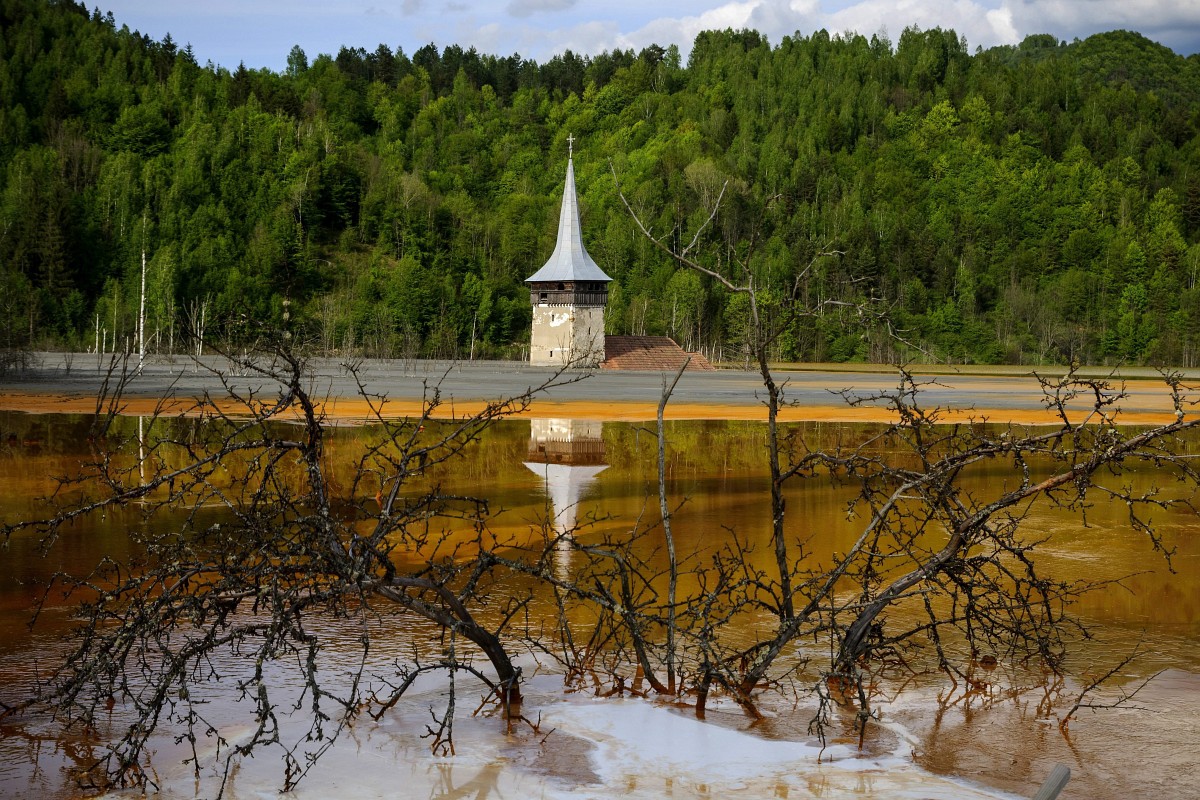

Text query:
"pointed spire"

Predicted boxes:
[[525, 139, 612, 284]]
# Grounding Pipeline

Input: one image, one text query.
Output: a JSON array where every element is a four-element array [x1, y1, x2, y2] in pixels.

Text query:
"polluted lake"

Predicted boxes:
[[0, 411, 1197, 799]]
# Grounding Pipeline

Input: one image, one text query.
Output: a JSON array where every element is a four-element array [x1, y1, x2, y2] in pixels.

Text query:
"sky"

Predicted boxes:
[[96, 0, 1200, 72]]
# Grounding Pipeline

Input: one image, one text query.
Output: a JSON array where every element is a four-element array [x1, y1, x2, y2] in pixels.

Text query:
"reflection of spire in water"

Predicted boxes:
[[525, 461, 607, 533], [523, 419, 607, 556]]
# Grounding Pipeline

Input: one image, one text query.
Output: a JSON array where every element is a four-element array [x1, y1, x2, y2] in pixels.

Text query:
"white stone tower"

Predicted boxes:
[[526, 137, 612, 367]]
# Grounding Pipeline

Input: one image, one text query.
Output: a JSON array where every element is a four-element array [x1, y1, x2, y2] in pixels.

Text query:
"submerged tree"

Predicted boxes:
[[0, 341, 581, 794], [605, 164, 1200, 741]]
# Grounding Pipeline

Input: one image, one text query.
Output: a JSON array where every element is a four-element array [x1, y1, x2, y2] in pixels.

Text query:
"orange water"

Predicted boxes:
[[0, 413, 1196, 799]]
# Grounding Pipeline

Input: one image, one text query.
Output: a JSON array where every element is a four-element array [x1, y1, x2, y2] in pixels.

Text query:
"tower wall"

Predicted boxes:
[[571, 305, 606, 367], [529, 304, 605, 367]]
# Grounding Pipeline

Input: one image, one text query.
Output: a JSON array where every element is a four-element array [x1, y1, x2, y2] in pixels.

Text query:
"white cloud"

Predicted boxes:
[[1004, 0, 1189, 29], [508, 0, 577, 18], [556, 20, 626, 55], [1001, 0, 1200, 44], [988, 0, 1200, 54], [615, 0, 1200, 56], [596, 1, 766, 57], [820, 0, 1002, 49], [98, 0, 1200, 74], [573, 0, 1013, 60], [985, 6, 1020, 45], [464, 22, 507, 53]]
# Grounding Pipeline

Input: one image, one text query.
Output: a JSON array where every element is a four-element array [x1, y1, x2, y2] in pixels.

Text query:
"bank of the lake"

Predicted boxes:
[[2, 353, 1196, 425]]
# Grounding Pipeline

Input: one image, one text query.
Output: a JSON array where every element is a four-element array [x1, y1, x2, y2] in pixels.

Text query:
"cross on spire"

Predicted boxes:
[[567, 133, 574, 160]]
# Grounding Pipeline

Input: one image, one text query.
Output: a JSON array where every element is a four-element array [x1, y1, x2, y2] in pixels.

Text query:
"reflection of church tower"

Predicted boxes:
[[526, 136, 612, 367], [523, 419, 607, 535]]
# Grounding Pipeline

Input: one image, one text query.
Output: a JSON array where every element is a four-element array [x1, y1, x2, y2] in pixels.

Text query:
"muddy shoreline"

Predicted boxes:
[[0, 352, 1192, 425]]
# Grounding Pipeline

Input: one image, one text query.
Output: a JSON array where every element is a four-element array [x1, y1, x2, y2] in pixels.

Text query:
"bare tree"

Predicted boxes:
[[0, 338, 579, 795], [610, 163, 1200, 742]]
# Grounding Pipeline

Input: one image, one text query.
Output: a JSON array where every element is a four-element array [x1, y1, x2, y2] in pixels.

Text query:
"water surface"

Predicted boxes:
[[1, 412, 1196, 799]]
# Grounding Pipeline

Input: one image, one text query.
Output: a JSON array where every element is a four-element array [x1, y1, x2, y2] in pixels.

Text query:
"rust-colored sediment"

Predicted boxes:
[[0, 389, 1182, 426]]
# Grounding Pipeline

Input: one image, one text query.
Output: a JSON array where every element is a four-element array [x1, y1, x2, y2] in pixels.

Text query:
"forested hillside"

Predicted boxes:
[[3, 0, 1200, 365]]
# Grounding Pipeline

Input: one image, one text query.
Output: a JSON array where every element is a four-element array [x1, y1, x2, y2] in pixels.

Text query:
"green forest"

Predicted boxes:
[[3, 0, 1200, 366]]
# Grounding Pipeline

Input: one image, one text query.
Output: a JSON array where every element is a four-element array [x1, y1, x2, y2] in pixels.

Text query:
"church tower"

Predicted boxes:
[[526, 137, 612, 367]]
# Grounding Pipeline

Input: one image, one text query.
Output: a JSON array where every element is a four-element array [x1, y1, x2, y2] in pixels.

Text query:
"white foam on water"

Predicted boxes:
[[100, 675, 1024, 800]]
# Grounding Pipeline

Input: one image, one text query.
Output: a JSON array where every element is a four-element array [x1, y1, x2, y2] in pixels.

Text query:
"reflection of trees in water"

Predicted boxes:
[[2, 349, 1200, 800]]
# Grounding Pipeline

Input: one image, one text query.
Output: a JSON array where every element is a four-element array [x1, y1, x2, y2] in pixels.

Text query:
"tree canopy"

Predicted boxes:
[[3, 0, 1200, 365]]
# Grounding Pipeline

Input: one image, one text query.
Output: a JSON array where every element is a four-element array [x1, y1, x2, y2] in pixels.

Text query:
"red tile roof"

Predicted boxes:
[[602, 336, 716, 371]]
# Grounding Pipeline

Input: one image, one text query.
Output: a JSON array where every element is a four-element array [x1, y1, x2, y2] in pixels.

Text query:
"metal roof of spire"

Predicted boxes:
[[526, 143, 612, 284]]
